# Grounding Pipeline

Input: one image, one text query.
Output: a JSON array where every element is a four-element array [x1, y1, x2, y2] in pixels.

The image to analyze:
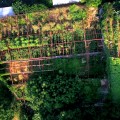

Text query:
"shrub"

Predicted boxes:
[[86, 0, 102, 8], [12, 0, 47, 14], [12, 0, 27, 14], [26, 74, 100, 119], [0, 81, 14, 120], [80, 0, 86, 3], [28, 4, 47, 13], [69, 4, 87, 21]]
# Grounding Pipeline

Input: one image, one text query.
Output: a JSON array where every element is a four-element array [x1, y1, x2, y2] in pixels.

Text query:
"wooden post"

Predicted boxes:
[[84, 29, 90, 77]]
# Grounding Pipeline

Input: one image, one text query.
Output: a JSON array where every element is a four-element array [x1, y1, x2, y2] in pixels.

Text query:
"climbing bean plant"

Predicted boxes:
[[101, 2, 120, 57], [101, 2, 120, 104]]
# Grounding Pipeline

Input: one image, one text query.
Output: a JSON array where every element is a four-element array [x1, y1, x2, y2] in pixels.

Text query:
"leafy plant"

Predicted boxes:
[[89, 41, 98, 52], [26, 74, 100, 119], [0, 81, 14, 120], [69, 4, 87, 21], [80, 0, 86, 3], [12, 0, 48, 14], [28, 4, 47, 13], [0, 40, 6, 50], [12, 0, 27, 14], [86, 0, 102, 8], [5, 53, 11, 61], [109, 57, 120, 103]]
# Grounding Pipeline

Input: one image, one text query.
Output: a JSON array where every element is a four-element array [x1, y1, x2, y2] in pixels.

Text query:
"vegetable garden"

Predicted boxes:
[[0, 1, 120, 120], [0, 5, 105, 84]]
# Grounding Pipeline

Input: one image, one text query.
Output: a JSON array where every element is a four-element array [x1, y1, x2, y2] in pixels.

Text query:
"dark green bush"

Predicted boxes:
[[80, 0, 86, 3], [113, 0, 120, 12], [86, 0, 102, 8], [12, 0, 47, 14], [12, 0, 27, 14], [0, 81, 14, 120], [26, 74, 100, 119], [28, 4, 47, 13], [69, 4, 87, 21], [53, 58, 86, 75]]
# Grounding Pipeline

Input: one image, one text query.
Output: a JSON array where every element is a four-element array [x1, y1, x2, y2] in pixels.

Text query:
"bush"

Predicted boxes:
[[80, 0, 86, 3], [12, 0, 27, 14], [36, 0, 53, 8], [86, 0, 102, 8], [12, 0, 47, 14], [26, 74, 100, 119], [28, 4, 47, 13], [54, 58, 85, 75], [69, 4, 87, 21], [0, 81, 14, 120], [113, 0, 120, 12]]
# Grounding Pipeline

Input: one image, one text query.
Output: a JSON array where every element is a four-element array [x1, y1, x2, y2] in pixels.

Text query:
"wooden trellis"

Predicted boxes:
[[0, 16, 103, 87], [0, 13, 106, 101], [0, 28, 104, 82]]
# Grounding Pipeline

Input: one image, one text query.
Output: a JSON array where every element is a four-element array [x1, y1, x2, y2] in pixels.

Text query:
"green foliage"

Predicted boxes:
[[69, 4, 87, 21], [0, 31, 86, 61], [0, 108, 14, 120], [80, 0, 86, 3], [32, 113, 42, 120], [26, 74, 100, 119], [12, 0, 47, 14], [34, 0, 53, 7], [53, 56, 105, 77], [0, 40, 6, 50], [28, 4, 48, 13], [89, 57, 105, 77], [101, 2, 119, 56], [58, 109, 82, 120], [102, 3, 114, 19], [86, 0, 102, 8], [109, 57, 120, 103], [113, 0, 120, 12], [12, 0, 27, 14], [89, 41, 98, 52], [54, 58, 85, 75], [104, 0, 118, 68], [0, 82, 14, 120]]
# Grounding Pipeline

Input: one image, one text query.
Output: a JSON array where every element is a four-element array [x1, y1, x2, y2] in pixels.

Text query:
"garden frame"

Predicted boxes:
[[0, 14, 105, 83]]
